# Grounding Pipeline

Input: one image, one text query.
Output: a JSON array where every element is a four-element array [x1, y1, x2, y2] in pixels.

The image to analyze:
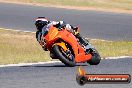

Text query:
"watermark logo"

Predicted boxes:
[[76, 67, 131, 86]]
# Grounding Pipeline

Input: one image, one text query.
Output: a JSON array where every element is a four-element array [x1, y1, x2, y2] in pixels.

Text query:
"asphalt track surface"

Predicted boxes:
[[0, 3, 132, 88], [0, 3, 132, 40], [0, 58, 132, 88]]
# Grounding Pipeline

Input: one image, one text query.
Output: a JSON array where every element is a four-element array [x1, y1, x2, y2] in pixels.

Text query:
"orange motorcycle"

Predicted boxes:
[[39, 25, 101, 67]]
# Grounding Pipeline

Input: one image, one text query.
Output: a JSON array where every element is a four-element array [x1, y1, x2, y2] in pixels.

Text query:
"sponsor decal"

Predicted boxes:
[[76, 67, 131, 85]]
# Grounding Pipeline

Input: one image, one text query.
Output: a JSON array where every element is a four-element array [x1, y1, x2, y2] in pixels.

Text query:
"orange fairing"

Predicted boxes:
[[45, 26, 59, 42], [44, 26, 92, 63]]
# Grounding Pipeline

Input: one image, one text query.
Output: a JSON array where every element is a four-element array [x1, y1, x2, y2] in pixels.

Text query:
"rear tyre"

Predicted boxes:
[[52, 45, 75, 67], [88, 50, 101, 65]]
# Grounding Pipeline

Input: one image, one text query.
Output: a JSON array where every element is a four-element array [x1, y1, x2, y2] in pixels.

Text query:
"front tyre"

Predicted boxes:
[[52, 45, 75, 67]]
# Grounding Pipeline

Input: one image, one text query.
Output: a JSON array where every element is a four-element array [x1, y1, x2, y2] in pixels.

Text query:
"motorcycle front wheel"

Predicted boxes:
[[52, 45, 75, 67]]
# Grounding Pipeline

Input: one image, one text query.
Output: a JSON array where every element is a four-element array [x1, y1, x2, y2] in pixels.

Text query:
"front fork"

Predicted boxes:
[[54, 42, 74, 61], [51, 42, 68, 59], [55, 42, 73, 55], [55, 42, 68, 52]]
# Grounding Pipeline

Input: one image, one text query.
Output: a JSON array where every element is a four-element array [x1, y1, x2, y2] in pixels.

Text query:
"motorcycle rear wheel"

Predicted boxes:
[[52, 45, 75, 67], [87, 50, 101, 65]]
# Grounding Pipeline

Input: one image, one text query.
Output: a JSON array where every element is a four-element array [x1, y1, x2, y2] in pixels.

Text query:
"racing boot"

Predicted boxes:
[[75, 33, 93, 54], [84, 43, 95, 54]]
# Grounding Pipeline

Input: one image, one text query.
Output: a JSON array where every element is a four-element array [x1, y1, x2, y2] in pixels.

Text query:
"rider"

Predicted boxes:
[[35, 17, 90, 53]]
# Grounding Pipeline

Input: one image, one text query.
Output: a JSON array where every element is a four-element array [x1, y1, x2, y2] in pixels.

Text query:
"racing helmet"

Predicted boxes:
[[35, 17, 48, 31]]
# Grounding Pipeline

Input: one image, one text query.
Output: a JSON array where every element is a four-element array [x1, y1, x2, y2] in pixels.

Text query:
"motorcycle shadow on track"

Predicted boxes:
[[20, 64, 88, 68]]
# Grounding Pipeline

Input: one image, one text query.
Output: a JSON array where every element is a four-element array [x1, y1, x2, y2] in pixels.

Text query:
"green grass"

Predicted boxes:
[[90, 40, 132, 58], [2, 0, 132, 10], [0, 29, 132, 65], [0, 29, 51, 65]]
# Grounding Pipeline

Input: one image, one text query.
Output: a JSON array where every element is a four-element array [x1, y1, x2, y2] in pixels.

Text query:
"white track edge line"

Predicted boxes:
[[0, 56, 132, 67], [0, 61, 61, 67], [104, 56, 132, 59], [0, 28, 35, 33]]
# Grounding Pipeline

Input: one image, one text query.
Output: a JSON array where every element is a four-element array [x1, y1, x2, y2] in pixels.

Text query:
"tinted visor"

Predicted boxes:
[[35, 20, 48, 30]]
